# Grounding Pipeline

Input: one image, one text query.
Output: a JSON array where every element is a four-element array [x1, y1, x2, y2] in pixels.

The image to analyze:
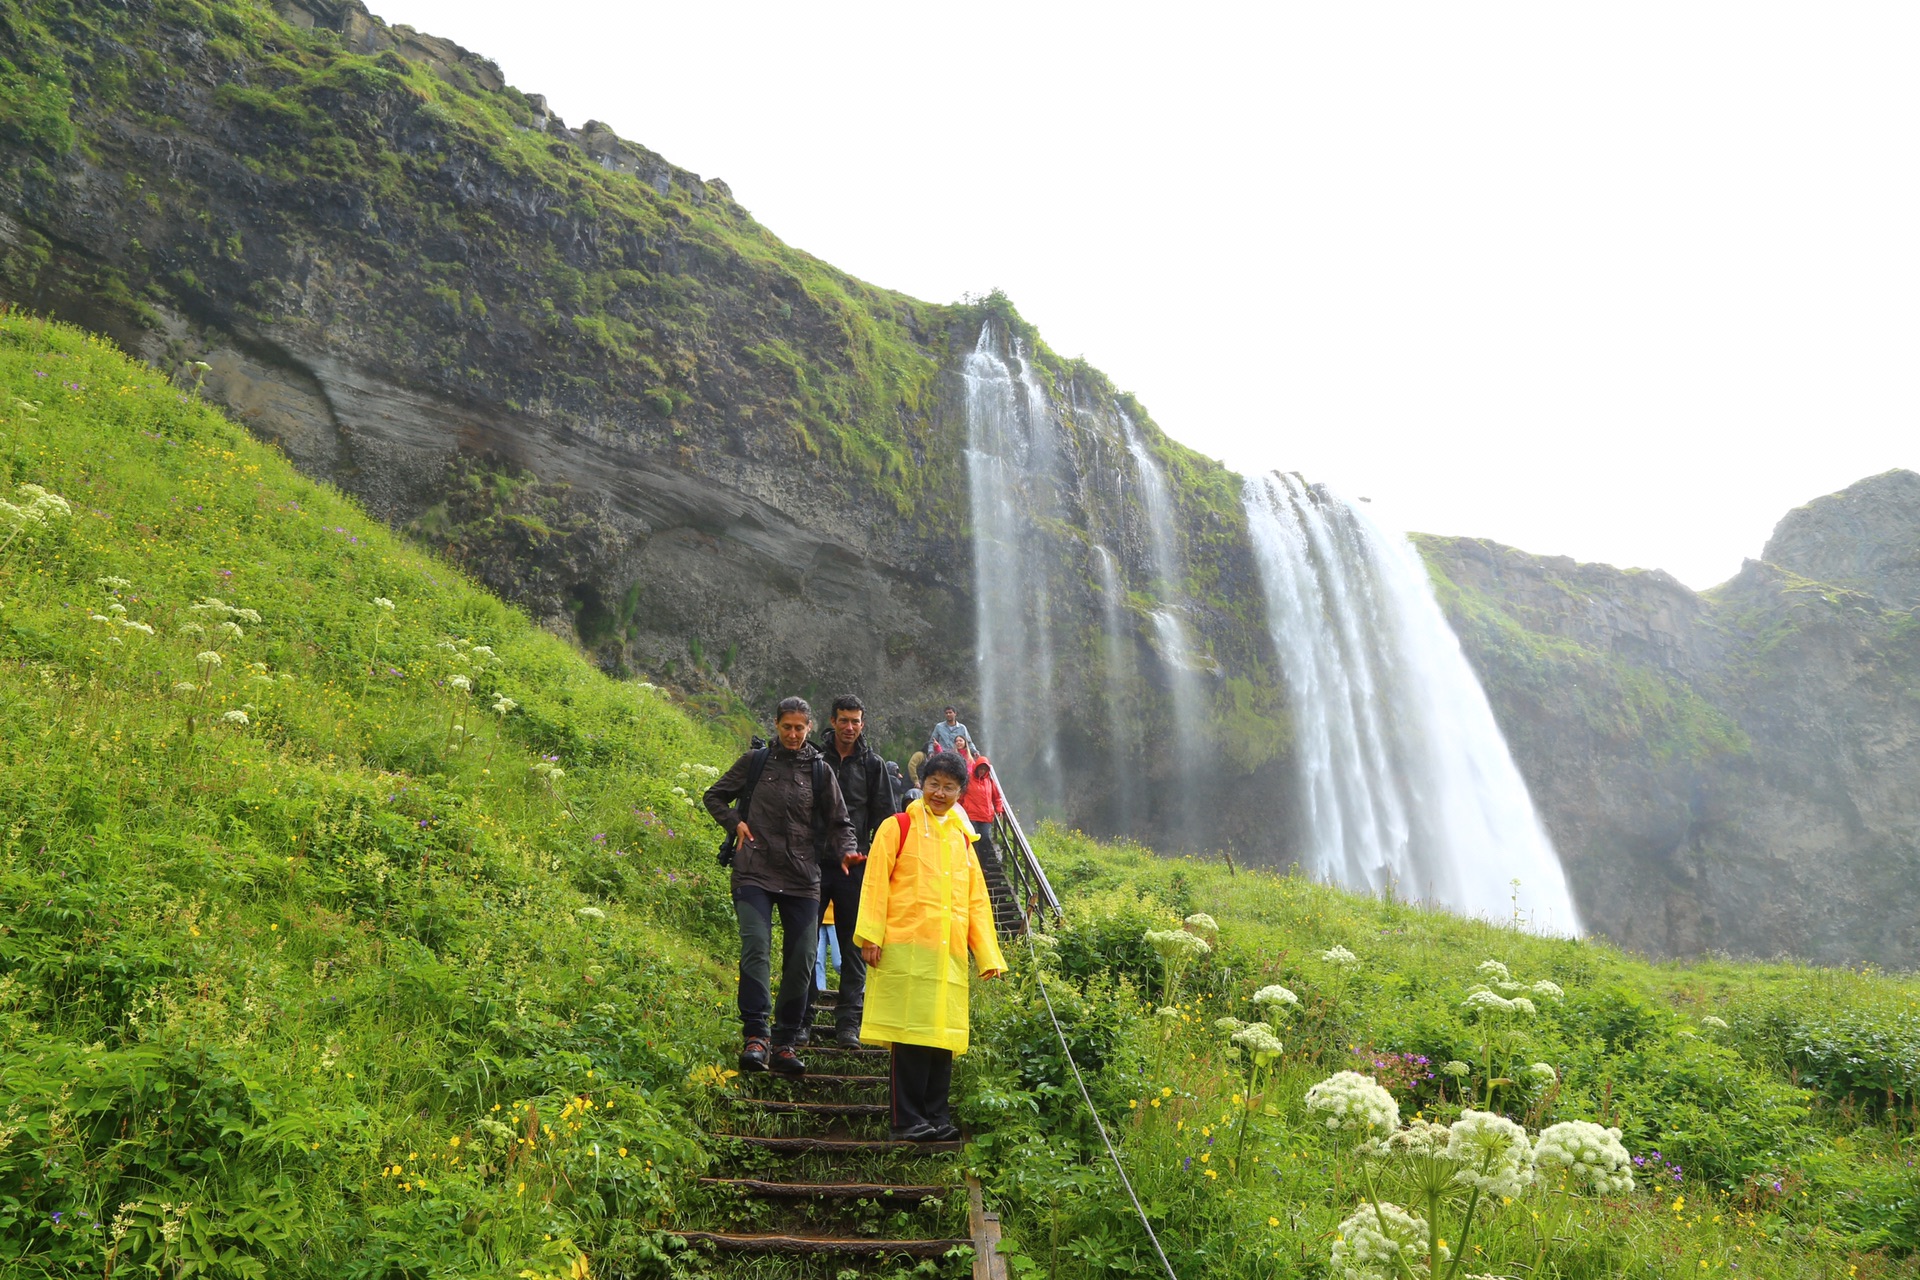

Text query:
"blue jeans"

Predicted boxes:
[[816, 924, 842, 988], [733, 884, 819, 1046]]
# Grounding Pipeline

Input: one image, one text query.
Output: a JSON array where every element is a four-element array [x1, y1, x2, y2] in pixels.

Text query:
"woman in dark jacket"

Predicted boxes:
[[704, 697, 856, 1076]]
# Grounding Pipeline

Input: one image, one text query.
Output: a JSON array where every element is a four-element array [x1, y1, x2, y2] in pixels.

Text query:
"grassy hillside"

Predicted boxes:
[[0, 314, 751, 1277], [4, 312, 1920, 1280], [972, 830, 1920, 1277]]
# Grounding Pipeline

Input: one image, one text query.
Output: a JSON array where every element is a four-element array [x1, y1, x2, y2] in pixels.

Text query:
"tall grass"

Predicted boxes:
[[960, 829, 1920, 1278], [0, 316, 744, 1277]]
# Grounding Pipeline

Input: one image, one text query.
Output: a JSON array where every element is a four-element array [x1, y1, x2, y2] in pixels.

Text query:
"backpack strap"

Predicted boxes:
[[731, 746, 770, 833], [895, 811, 911, 844]]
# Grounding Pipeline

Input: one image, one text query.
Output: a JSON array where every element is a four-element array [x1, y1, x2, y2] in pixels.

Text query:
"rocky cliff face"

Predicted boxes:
[[0, 0, 1276, 852], [1422, 470, 1920, 965], [10, 0, 1920, 964]]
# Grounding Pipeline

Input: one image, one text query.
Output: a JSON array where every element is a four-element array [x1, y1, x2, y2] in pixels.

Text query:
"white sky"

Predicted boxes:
[[381, 1, 1920, 589]]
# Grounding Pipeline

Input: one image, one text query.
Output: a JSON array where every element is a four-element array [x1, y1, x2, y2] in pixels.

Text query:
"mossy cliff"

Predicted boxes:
[[11, 0, 1920, 964], [1420, 469, 1920, 964], [0, 0, 1279, 855]]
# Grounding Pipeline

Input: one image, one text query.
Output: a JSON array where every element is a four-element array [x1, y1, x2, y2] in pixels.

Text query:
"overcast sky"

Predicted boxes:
[[383, 1, 1919, 589]]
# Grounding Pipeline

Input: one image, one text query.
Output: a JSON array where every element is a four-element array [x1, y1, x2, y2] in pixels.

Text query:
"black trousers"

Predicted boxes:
[[889, 1042, 954, 1134], [733, 884, 819, 1046], [801, 859, 867, 1034]]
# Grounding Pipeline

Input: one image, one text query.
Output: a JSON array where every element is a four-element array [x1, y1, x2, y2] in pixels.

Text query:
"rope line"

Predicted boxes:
[[1022, 928, 1183, 1280]]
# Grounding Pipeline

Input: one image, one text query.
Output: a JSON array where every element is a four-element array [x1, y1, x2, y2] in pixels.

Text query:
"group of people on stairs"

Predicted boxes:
[[703, 695, 1008, 1143]]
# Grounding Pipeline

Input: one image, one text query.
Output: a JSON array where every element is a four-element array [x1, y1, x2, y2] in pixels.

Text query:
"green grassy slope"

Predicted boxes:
[[966, 831, 1920, 1278], [5, 313, 1920, 1280], [0, 315, 751, 1277]]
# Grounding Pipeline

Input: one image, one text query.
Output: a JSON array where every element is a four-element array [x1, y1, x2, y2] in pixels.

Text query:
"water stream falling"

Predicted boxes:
[[1118, 415, 1209, 846], [962, 323, 1066, 812], [1243, 471, 1580, 933], [1093, 546, 1137, 833]]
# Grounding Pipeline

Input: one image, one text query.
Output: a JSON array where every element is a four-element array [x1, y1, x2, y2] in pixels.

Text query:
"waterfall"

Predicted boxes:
[[962, 323, 1066, 811], [1093, 546, 1136, 833], [1121, 414, 1208, 847], [1243, 471, 1580, 934]]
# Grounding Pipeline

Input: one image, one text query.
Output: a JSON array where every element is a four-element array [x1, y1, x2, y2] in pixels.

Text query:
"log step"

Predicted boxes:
[[670, 1230, 970, 1258], [741, 1099, 889, 1117], [699, 1177, 949, 1200], [709, 1133, 963, 1155], [786, 1073, 888, 1086]]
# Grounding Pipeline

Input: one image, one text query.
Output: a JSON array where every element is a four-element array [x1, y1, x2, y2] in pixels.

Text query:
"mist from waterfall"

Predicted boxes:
[[962, 323, 1066, 812], [1121, 415, 1208, 847], [1093, 546, 1136, 833], [1243, 471, 1580, 933]]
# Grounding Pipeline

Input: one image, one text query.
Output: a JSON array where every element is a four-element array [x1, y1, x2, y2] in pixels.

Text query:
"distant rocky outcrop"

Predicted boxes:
[[1763, 469, 1920, 610], [1422, 470, 1920, 965]]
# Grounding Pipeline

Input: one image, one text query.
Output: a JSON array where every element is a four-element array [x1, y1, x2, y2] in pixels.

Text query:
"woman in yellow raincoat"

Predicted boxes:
[[850, 751, 1007, 1141]]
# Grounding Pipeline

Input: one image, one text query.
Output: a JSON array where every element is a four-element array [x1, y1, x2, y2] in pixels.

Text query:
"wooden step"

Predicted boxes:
[[699, 1177, 948, 1200], [785, 1073, 888, 1086], [669, 1230, 970, 1257], [709, 1133, 963, 1155], [739, 1099, 889, 1117]]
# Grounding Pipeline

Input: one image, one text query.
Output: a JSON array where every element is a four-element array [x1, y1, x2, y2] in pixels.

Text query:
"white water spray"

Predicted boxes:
[[1243, 472, 1579, 933], [962, 323, 1066, 810], [1093, 546, 1137, 832]]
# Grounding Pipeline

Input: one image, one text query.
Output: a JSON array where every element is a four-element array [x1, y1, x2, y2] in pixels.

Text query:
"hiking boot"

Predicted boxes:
[[792, 1027, 811, 1048], [769, 1045, 807, 1077], [835, 1026, 863, 1049], [738, 1037, 770, 1073]]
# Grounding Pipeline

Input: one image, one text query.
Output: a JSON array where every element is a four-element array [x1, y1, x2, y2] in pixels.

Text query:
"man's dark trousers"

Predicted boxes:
[[733, 884, 819, 1046], [813, 859, 867, 1035]]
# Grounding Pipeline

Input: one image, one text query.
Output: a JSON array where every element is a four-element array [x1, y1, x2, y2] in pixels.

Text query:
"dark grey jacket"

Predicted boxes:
[[817, 732, 899, 854], [704, 742, 857, 896]]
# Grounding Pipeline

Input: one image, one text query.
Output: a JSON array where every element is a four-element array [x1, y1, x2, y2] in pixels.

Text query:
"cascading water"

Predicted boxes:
[[1243, 471, 1580, 933], [962, 323, 1066, 811], [1093, 546, 1136, 833], [1120, 414, 1209, 847]]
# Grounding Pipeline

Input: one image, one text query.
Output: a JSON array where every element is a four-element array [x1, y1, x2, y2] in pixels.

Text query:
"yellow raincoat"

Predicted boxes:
[[853, 799, 1007, 1054]]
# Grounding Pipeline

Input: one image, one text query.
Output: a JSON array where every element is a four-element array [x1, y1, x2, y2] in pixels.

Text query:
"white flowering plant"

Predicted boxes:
[[1307, 1063, 1635, 1280], [1460, 960, 1567, 1109], [1143, 926, 1211, 1009]]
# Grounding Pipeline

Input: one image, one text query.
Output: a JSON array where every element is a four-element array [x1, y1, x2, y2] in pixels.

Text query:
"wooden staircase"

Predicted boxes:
[[667, 992, 1001, 1278]]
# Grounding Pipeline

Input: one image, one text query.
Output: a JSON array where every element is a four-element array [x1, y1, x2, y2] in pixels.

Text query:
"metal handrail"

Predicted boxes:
[[986, 786, 1063, 931]]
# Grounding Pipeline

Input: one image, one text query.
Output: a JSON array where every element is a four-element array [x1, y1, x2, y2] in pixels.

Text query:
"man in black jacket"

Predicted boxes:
[[807, 694, 900, 1047], [704, 697, 856, 1076]]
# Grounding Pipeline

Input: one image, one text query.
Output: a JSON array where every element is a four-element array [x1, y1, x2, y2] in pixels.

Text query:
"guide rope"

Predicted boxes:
[[1022, 927, 1183, 1280]]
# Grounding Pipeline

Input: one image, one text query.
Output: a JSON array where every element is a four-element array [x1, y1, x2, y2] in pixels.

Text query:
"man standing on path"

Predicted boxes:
[[704, 697, 856, 1077], [928, 706, 971, 756], [807, 695, 899, 1047]]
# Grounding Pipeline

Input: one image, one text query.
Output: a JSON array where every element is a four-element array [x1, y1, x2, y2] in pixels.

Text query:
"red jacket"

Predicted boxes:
[[961, 756, 1007, 826]]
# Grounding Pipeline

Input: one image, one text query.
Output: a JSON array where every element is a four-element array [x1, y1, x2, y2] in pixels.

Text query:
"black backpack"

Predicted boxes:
[[716, 741, 834, 868]]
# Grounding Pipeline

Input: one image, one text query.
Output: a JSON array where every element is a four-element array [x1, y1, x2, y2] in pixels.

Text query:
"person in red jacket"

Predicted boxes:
[[960, 755, 1009, 872]]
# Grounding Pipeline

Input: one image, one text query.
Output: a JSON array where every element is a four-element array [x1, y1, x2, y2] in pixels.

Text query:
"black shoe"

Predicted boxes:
[[770, 1045, 807, 1077], [932, 1124, 961, 1142], [792, 1027, 811, 1048], [835, 1026, 863, 1048], [738, 1037, 770, 1073], [894, 1123, 938, 1142]]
